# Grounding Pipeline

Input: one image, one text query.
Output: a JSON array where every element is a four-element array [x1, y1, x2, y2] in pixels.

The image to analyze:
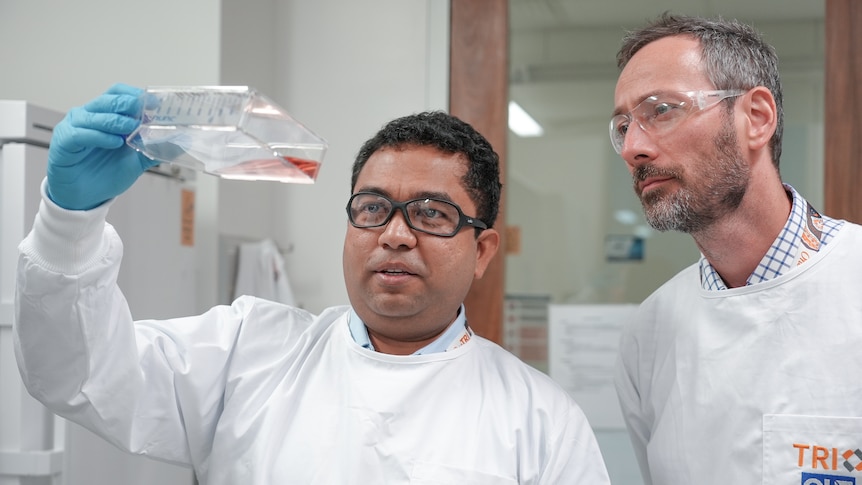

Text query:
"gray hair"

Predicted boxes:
[[617, 13, 784, 167]]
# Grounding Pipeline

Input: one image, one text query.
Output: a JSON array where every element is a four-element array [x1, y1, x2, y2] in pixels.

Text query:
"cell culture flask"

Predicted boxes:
[[126, 86, 327, 183]]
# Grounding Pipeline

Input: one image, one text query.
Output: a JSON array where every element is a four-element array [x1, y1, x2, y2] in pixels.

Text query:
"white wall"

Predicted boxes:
[[0, 0, 222, 110], [0, 0, 449, 315], [272, 0, 449, 312]]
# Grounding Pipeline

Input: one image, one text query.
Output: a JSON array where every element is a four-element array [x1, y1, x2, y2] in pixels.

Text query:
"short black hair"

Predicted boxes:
[[351, 111, 502, 229]]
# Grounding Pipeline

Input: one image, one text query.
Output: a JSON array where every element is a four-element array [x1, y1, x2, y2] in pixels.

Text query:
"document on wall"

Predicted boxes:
[[548, 304, 637, 430]]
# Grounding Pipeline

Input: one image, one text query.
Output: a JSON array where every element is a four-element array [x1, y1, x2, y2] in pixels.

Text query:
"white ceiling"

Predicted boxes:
[[507, 0, 825, 134]]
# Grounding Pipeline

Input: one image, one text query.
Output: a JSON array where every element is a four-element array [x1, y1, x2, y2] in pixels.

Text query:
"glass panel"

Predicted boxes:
[[506, 2, 824, 483], [506, 0, 825, 367]]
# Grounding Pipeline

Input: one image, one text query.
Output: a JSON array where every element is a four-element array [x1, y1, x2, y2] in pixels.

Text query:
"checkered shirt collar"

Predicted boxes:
[[699, 184, 843, 290]]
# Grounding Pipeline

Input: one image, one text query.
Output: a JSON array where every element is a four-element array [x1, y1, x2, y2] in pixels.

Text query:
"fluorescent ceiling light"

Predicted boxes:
[[614, 209, 639, 225], [508, 101, 544, 137]]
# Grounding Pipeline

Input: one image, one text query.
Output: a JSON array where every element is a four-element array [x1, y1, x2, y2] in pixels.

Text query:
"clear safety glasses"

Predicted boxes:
[[346, 192, 487, 238], [609, 89, 746, 154]]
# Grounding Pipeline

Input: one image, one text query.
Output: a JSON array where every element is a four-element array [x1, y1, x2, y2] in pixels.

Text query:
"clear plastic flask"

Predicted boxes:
[[126, 86, 327, 183]]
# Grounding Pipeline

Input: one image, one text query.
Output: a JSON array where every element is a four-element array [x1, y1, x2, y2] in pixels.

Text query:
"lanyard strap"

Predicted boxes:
[[445, 322, 474, 351], [795, 201, 824, 267]]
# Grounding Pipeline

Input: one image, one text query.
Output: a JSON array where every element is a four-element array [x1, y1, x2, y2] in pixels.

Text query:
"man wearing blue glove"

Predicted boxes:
[[14, 84, 611, 485]]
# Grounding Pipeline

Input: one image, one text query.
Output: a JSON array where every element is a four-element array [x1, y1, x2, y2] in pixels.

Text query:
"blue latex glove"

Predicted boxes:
[[47, 83, 160, 210]]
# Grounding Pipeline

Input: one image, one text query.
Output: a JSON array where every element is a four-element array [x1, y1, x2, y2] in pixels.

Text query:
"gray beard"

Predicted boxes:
[[642, 187, 704, 232], [635, 122, 749, 234]]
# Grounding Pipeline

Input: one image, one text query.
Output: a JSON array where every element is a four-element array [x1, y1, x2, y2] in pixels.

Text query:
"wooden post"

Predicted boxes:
[[824, 0, 862, 223], [449, 0, 508, 343]]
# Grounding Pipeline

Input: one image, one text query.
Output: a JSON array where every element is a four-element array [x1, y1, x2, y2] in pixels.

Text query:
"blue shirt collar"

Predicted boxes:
[[347, 305, 468, 355]]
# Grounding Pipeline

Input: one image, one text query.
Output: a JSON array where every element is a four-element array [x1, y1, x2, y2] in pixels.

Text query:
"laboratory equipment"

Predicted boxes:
[[126, 86, 327, 183]]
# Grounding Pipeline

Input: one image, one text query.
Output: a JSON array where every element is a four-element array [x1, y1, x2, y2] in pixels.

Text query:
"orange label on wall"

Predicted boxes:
[[506, 225, 521, 255], [181, 189, 195, 247]]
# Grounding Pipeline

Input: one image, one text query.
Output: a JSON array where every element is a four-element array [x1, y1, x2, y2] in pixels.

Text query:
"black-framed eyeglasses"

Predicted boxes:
[[346, 192, 487, 237]]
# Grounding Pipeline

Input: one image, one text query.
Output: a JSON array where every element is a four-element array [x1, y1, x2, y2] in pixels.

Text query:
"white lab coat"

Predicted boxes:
[[15, 187, 611, 485], [615, 222, 862, 485]]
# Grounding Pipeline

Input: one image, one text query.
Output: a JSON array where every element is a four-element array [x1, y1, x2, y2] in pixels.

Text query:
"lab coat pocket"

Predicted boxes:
[[763, 414, 862, 485], [409, 461, 517, 485]]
